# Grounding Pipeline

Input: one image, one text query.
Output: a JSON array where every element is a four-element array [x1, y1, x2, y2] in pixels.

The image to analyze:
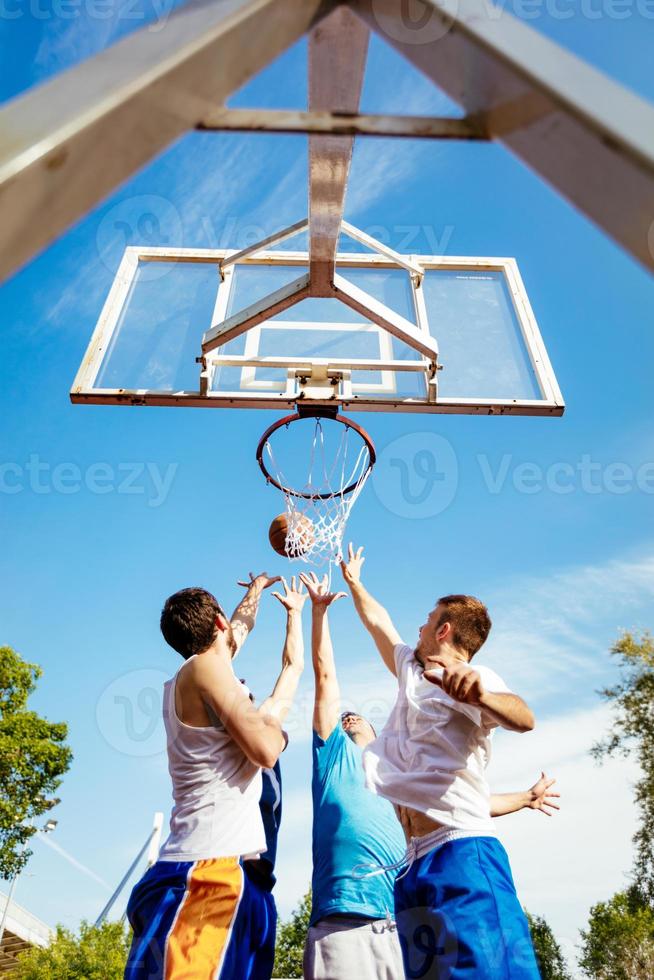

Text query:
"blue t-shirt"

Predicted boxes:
[[311, 724, 406, 926]]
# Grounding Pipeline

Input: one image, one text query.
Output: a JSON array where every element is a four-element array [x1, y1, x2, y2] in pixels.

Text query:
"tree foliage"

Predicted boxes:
[[15, 921, 131, 979], [273, 890, 311, 979], [578, 887, 654, 979], [525, 911, 571, 979], [591, 631, 654, 899], [0, 646, 72, 878]]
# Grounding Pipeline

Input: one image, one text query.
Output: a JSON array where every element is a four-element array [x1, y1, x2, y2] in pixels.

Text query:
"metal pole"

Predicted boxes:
[[96, 811, 164, 927], [146, 813, 164, 869]]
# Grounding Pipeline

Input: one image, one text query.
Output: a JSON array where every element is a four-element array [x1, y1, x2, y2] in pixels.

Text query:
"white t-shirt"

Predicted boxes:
[[362, 644, 512, 833]]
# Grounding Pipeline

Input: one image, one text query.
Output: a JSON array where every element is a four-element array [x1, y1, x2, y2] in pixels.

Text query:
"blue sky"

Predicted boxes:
[[1, 2, 654, 972]]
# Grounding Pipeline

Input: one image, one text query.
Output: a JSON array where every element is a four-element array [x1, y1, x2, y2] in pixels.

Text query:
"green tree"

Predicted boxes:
[[0, 646, 72, 878], [591, 631, 654, 898], [15, 920, 131, 979], [578, 887, 654, 979], [525, 910, 571, 979], [273, 890, 311, 979]]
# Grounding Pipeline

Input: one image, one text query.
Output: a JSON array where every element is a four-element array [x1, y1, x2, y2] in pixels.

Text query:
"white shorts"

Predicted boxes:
[[303, 915, 404, 980]]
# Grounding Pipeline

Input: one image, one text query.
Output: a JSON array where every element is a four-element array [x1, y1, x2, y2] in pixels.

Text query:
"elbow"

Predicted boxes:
[[248, 745, 279, 769], [517, 713, 535, 734], [256, 748, 280, 770], [249, 730, 285, 769]]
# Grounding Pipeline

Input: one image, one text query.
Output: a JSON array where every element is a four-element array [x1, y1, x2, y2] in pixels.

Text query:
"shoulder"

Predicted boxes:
[[192, 650, 233, 680], [192, 652, 247, 706], [313, 722, 346, 753], [393, 643, 415, 675], [312, 723, 352, 777]]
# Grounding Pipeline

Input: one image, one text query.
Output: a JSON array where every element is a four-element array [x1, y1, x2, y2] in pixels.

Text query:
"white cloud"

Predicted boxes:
[[482, 551, 654, 703]]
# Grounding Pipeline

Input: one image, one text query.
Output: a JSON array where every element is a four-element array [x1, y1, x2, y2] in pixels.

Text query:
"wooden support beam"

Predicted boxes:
[[220, 218, 309, 270], [308, 7, 369, 295], [205, 354, 428, 371], [332, 272, 439, 361], [351, 0, 654, 274], [198, 107, 486, 139], [202, 272, 311, 353], [340, 220, 424, 276], [0, 0, 337, 283]]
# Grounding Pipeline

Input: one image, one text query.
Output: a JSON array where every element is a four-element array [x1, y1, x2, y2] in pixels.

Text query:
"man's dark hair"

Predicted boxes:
[[160, 587, 225, 660]]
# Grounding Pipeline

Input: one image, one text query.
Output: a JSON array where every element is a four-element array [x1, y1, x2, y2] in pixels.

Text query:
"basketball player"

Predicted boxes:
[[124, 573, 305, 980], [302, 568, 557, 980], [300, 570, 406, 980]]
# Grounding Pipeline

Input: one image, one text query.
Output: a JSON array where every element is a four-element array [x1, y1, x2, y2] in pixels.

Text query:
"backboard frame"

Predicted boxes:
[[70, 238, 564, 416]]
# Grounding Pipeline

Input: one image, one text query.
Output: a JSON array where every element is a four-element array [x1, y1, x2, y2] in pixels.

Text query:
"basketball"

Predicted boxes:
[[268, 513, 314, 558]]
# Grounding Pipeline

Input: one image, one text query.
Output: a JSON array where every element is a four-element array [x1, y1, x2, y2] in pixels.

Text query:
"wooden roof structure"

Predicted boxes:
[[0, 0, 652, 285]]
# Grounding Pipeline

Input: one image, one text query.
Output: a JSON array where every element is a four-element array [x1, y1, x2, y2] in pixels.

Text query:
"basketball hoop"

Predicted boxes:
[[256, 412, 376, 567]]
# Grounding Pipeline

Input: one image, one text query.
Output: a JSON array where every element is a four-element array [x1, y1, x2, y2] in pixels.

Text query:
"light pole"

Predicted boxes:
[[0, 820, 58, 948]]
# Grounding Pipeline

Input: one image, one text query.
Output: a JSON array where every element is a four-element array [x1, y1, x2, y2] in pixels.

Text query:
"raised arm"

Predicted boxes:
[[258, 577, 307, 725], [340, 544, 402, 676], [194, 654, 287, 769], [300, 572, 347, 739], [425, 663, 535, 733], [491, 773, 560, 818], [231, 572, 281, 656]]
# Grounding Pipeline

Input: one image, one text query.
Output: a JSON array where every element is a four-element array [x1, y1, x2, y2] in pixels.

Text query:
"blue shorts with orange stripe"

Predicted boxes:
[[124, 856, 277, 980]]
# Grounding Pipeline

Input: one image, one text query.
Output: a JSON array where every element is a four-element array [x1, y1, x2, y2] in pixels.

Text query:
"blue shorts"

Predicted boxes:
[[124, 857, 277, 980], [394, 836, 540, 979]]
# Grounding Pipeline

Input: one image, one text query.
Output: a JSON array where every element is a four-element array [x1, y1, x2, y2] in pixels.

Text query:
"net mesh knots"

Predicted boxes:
[[263, 418, 372, 567]]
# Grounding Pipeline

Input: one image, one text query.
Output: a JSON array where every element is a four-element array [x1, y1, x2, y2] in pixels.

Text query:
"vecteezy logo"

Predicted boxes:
[[96, 195, 183, 279], [394, 905, 458, 977], [372, 432, 458, 519], [371, 0, 459, 46], [96, 669, 168, 757]]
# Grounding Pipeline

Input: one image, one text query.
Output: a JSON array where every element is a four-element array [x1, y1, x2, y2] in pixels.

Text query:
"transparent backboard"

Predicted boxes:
[[71, 244, 564, 416]]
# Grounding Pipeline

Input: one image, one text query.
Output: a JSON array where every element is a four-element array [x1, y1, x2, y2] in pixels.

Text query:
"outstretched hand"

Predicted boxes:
[[271, 576, 308, 613], [527, 773, 560, 816], [300, 571, 347, 607], [340, 543, 365, 587], [237, 572, 282, 591]]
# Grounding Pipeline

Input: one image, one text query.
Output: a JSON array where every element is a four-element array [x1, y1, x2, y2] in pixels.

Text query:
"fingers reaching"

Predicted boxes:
[[299, 571, 347, 604]]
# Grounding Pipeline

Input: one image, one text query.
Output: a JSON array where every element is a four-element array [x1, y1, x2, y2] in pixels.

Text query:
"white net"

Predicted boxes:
[[262, 416, 373, 568]]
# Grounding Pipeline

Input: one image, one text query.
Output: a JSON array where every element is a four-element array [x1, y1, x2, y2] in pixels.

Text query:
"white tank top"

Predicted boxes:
[[158, 658, 265, 861]]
